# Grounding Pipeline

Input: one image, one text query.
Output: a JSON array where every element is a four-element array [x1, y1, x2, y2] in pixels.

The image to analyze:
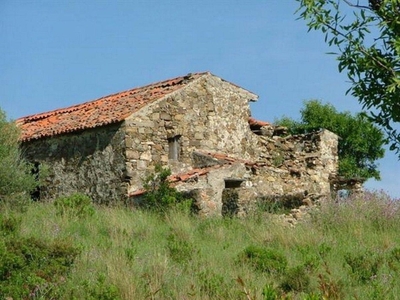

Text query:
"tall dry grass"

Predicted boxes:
[[3, 190, 400, 299]]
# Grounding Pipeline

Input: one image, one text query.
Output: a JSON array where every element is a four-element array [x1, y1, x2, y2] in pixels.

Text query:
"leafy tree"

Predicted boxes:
[[0, 108, 37, 204], [296, 0, 400, 155], [276, 100, 385, 180]]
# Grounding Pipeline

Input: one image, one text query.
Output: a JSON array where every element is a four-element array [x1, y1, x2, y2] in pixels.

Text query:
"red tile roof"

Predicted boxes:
[[248, 117, 270, 127], [128, 164, 225, 197], [168, 165, 224, 182], [17, 72, 208, 142]]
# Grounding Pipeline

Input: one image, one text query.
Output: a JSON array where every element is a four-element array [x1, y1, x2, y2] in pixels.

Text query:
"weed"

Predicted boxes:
[[198, 270, 226, 298], [344, 250, 383, 283], [3, 189, 400, 299], [0, 236, 80, 299], [83, 273, 121, 300], [54, 193, 95, 218], [0, 213, 21, 236], [272, 151, 284, 167], [303, 293, 322, 300], [124, 243, 138, 263], [239, 245, 287, 274], [296, 244, 321, 271], [317, 273, 343, 300], [262, 283, 280, 300], [257, 198, 289, 214], [387, 247, 400, 271], [280, 265, 310, 293], [166, 231, 195, 264]]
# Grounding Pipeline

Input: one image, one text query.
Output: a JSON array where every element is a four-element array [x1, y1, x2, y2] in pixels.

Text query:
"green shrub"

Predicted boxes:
[[198, 270, 226, 298], [303, 293, 323, 300], [389, 247, 400, 262], [124, 245, 138, 263], [387, 247, 400, 271], [83, 273, 121, 300], [344, 251, 383, 283], [143, 165, 193, 213], [54, 193, 95, 218], [239, 245, 287, 273], [0, 214, 21, 236], [0, 108, 38, 208], [297, 244, 321, 271], [262, 283, 281, 300], [0, 236, 80, 299], [166, 232, 196, 264], [280, 265, 310, 293]]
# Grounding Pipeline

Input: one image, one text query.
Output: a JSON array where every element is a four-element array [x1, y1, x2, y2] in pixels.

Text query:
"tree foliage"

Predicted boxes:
[[0, 109, 37, 203], [296, 0, 400, 155], [276, 100, 385, 180]]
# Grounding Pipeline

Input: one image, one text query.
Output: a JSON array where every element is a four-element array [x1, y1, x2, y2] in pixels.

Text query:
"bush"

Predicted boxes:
[[262, 283, 281, 300], [166, 231, 196, 264], [54, 193, 95, 218], [239, 245, 287, 274], [280, 265, 310, 293], [143, 165, 193, 213], [344, 250, 383, 283], [0, 108, 37, 207], [198, 270, 226, 298], [82, 273, 121, 300], [0, 214, 21, 236], [0, 236, 80, 299]]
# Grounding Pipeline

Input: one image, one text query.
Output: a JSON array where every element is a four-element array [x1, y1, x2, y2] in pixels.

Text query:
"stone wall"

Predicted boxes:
[[21, 123, 127, 204], [231, 129, 339, 215], [174, 163, 248, 216], [124, 74, 259, 195], [20, 73, 339, 215], [250, 129, 337, 195]]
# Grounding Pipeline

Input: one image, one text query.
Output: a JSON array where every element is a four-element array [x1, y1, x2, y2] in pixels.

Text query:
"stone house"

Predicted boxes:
[[17, 72, 339, 216]]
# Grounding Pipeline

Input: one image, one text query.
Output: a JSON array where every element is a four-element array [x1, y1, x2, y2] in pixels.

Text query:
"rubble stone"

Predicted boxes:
[[20, 73, 348, 215]]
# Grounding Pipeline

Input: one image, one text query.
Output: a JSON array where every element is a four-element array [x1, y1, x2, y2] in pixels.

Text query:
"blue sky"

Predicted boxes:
[[1, 1, 399, 197]]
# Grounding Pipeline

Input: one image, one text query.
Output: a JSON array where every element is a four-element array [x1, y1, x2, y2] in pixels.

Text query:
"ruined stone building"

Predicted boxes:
[[17, 72, 339, 216]]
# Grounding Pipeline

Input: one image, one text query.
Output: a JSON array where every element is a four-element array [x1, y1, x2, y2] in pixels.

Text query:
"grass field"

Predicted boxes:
[[1, 190, 400, 299]]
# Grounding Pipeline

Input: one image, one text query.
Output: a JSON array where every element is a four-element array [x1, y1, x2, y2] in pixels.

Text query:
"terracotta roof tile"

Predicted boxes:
[[248, 117, 270, 127], [17, 72, 208, 142], [127, 151, 269, 198], [128, 164, 224, 197]]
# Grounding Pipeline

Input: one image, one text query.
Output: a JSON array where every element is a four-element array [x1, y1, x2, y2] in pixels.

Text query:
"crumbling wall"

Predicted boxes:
[[251, 129, 338, 196], [222, 187, 259, 217], [174, 163, 247, 217], [220, 129, 339, 216], [21, 123, 127, 204], [124, 74, 259, 195], [161, 129, 339, 218]]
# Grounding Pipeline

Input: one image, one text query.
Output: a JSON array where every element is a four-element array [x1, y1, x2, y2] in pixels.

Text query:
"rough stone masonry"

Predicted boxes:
[[18, 72, 351, 216]]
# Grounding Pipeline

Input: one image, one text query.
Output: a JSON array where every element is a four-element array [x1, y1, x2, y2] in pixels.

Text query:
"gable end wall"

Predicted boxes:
[[124, 74, 259, 194]]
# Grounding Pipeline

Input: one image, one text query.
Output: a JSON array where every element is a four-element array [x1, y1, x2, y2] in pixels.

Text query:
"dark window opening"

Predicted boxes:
[[249, 124, 263, 135], [30, 162, 41, 201], [168, 135, 181, 160], [224, 178, 245, 188]]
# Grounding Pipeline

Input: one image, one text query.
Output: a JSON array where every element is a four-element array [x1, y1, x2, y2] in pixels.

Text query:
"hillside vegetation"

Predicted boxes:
[[1, 191, 400, 299], [1, 108, 400, 299]]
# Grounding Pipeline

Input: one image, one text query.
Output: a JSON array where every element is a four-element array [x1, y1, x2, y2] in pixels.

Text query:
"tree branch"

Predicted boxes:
[[321, 20, 397, 77], [342, 0, 372, 10]]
